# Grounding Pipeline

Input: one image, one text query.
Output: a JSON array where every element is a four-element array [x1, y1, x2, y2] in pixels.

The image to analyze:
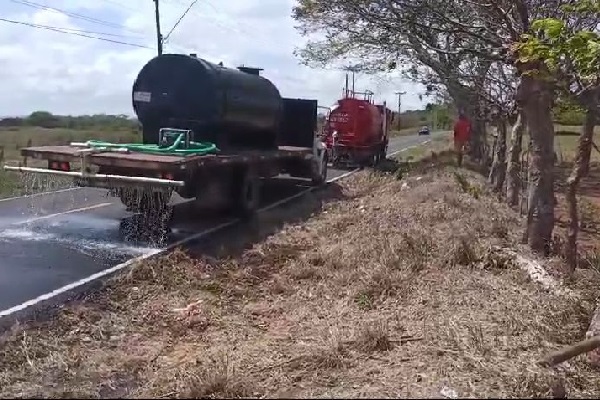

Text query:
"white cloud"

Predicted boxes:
[[0, 0, 427, 117]]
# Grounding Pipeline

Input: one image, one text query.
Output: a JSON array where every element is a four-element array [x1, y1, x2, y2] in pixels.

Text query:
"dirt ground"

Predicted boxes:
[[1, 152, 600, 398]]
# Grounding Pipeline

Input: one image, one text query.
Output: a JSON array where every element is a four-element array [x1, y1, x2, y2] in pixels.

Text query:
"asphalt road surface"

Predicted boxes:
[[0, 133, 443, 312]]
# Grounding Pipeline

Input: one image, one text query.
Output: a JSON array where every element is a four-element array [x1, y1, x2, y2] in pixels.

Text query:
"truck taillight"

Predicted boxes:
[[163, 172, 175, 180], [49, 161, 70, 171]]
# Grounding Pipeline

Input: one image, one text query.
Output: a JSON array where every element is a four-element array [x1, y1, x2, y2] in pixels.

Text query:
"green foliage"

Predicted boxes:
[[391, 105, 452, 131], [0, 111, 139, 131], [553, 97, 586, 125], [515, 1, 600, 87]]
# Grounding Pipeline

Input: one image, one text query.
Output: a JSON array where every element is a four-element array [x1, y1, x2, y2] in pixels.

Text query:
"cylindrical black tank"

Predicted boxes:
[[132, 53, 284, 150]]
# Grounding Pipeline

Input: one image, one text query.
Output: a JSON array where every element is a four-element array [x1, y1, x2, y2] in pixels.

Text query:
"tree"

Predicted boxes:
[[292, 0, 595, 253], [26, 111, 61, 128], [292, 0, 501, 160], [483, 62, 519, 193], [515, 0, 600, 269]]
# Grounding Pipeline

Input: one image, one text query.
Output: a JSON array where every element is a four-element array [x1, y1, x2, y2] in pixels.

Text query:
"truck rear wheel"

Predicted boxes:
[[232, 168, 261, 217], [311, 152, 328, 186]]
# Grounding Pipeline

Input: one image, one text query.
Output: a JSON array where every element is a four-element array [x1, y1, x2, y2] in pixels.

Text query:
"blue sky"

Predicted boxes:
[[0, 0, 426, 116]]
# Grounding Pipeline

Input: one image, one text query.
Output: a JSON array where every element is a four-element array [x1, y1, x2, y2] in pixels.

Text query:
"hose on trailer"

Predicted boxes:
[[82, 131, 218, 156]]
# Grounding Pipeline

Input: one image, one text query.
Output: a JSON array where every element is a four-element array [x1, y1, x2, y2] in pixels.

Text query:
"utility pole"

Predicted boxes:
[[153, 0, 163, 55], [395, 91, 406, 129]]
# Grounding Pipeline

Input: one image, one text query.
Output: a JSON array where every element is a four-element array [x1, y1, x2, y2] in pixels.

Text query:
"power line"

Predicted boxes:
[[0, 17, 153, 49], [164, 0, 198, 41], [9, 0, 145, 36], [8, 19, 144, 39], [97, 0, 139, 12]]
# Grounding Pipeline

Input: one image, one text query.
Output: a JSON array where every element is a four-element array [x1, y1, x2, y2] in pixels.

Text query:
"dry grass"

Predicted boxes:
[[1, 153, 600, 398], [0, 127, 139, 163]]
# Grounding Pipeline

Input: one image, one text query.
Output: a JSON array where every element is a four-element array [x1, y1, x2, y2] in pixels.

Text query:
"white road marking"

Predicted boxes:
[[0, 187, 82, 203], [8, 202, 113, 226], [0, 138, 434, 319]]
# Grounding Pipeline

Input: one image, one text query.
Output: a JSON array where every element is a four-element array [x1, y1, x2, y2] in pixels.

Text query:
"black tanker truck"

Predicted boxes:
[[4, 54, 329, 230]]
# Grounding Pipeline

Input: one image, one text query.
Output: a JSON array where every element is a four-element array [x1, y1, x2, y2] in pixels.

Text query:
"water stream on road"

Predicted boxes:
[[2, 172, 168, 261]]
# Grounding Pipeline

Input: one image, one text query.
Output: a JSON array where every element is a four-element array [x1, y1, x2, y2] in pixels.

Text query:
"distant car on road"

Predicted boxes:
[[418, 125, 430, 135]]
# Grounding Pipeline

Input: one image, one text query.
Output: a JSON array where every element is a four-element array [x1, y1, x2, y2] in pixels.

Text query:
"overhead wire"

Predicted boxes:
[[164, 0, 198, 41], [160, 0, 350, 89], [0, 17, 154, 49], [161, 0, 273, 48], [6, 0, 360, 104], [97, 0, 139, 12], [9, 0, 146, 36], [159, 0, 310, 86]]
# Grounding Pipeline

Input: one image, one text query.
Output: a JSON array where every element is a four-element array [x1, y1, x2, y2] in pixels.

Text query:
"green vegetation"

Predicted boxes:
[[553, 98, 587, 126], [0, 112, 141, 198], [0, 127, 140, 165], [0, 111, 138, 131]]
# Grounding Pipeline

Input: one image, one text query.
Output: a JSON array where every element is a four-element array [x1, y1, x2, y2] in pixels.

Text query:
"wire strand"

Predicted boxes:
[[0, 17, 154, 49], [164, 0, 198, 40], [9, 0, 145, 36]]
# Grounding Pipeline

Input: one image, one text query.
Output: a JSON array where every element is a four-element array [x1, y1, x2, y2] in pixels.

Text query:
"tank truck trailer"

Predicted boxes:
[[4, 54, 329, 234]]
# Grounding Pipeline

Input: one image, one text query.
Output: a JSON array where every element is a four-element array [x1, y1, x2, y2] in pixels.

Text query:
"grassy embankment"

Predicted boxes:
[[1, 134, 599, 397]]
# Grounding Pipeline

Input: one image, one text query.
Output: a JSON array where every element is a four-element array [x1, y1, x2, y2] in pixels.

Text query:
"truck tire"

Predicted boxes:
[[311, 152, 328, 186], [232, 168, 261, 217]]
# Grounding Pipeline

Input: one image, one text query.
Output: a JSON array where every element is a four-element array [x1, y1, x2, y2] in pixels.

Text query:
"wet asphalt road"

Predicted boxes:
[[0, 133, 441, 312]]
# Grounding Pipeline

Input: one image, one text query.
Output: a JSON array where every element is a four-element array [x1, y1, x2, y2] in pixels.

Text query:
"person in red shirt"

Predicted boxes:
[[453, 111, 471, 166]]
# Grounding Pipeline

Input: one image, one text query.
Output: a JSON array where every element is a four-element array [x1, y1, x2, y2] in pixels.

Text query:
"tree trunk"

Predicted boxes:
[[521, 74, 555, 255], [586, 303, 600, 366], [564, 110, 596, 272], [506, 112, 526, 206], [471, 116, 487, 163], [488, 119, 508, 193], [451, 87, 486, 164]]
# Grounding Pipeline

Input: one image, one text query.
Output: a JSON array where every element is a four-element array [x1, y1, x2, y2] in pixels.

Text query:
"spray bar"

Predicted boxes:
[[3, 166, 185, 188]]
